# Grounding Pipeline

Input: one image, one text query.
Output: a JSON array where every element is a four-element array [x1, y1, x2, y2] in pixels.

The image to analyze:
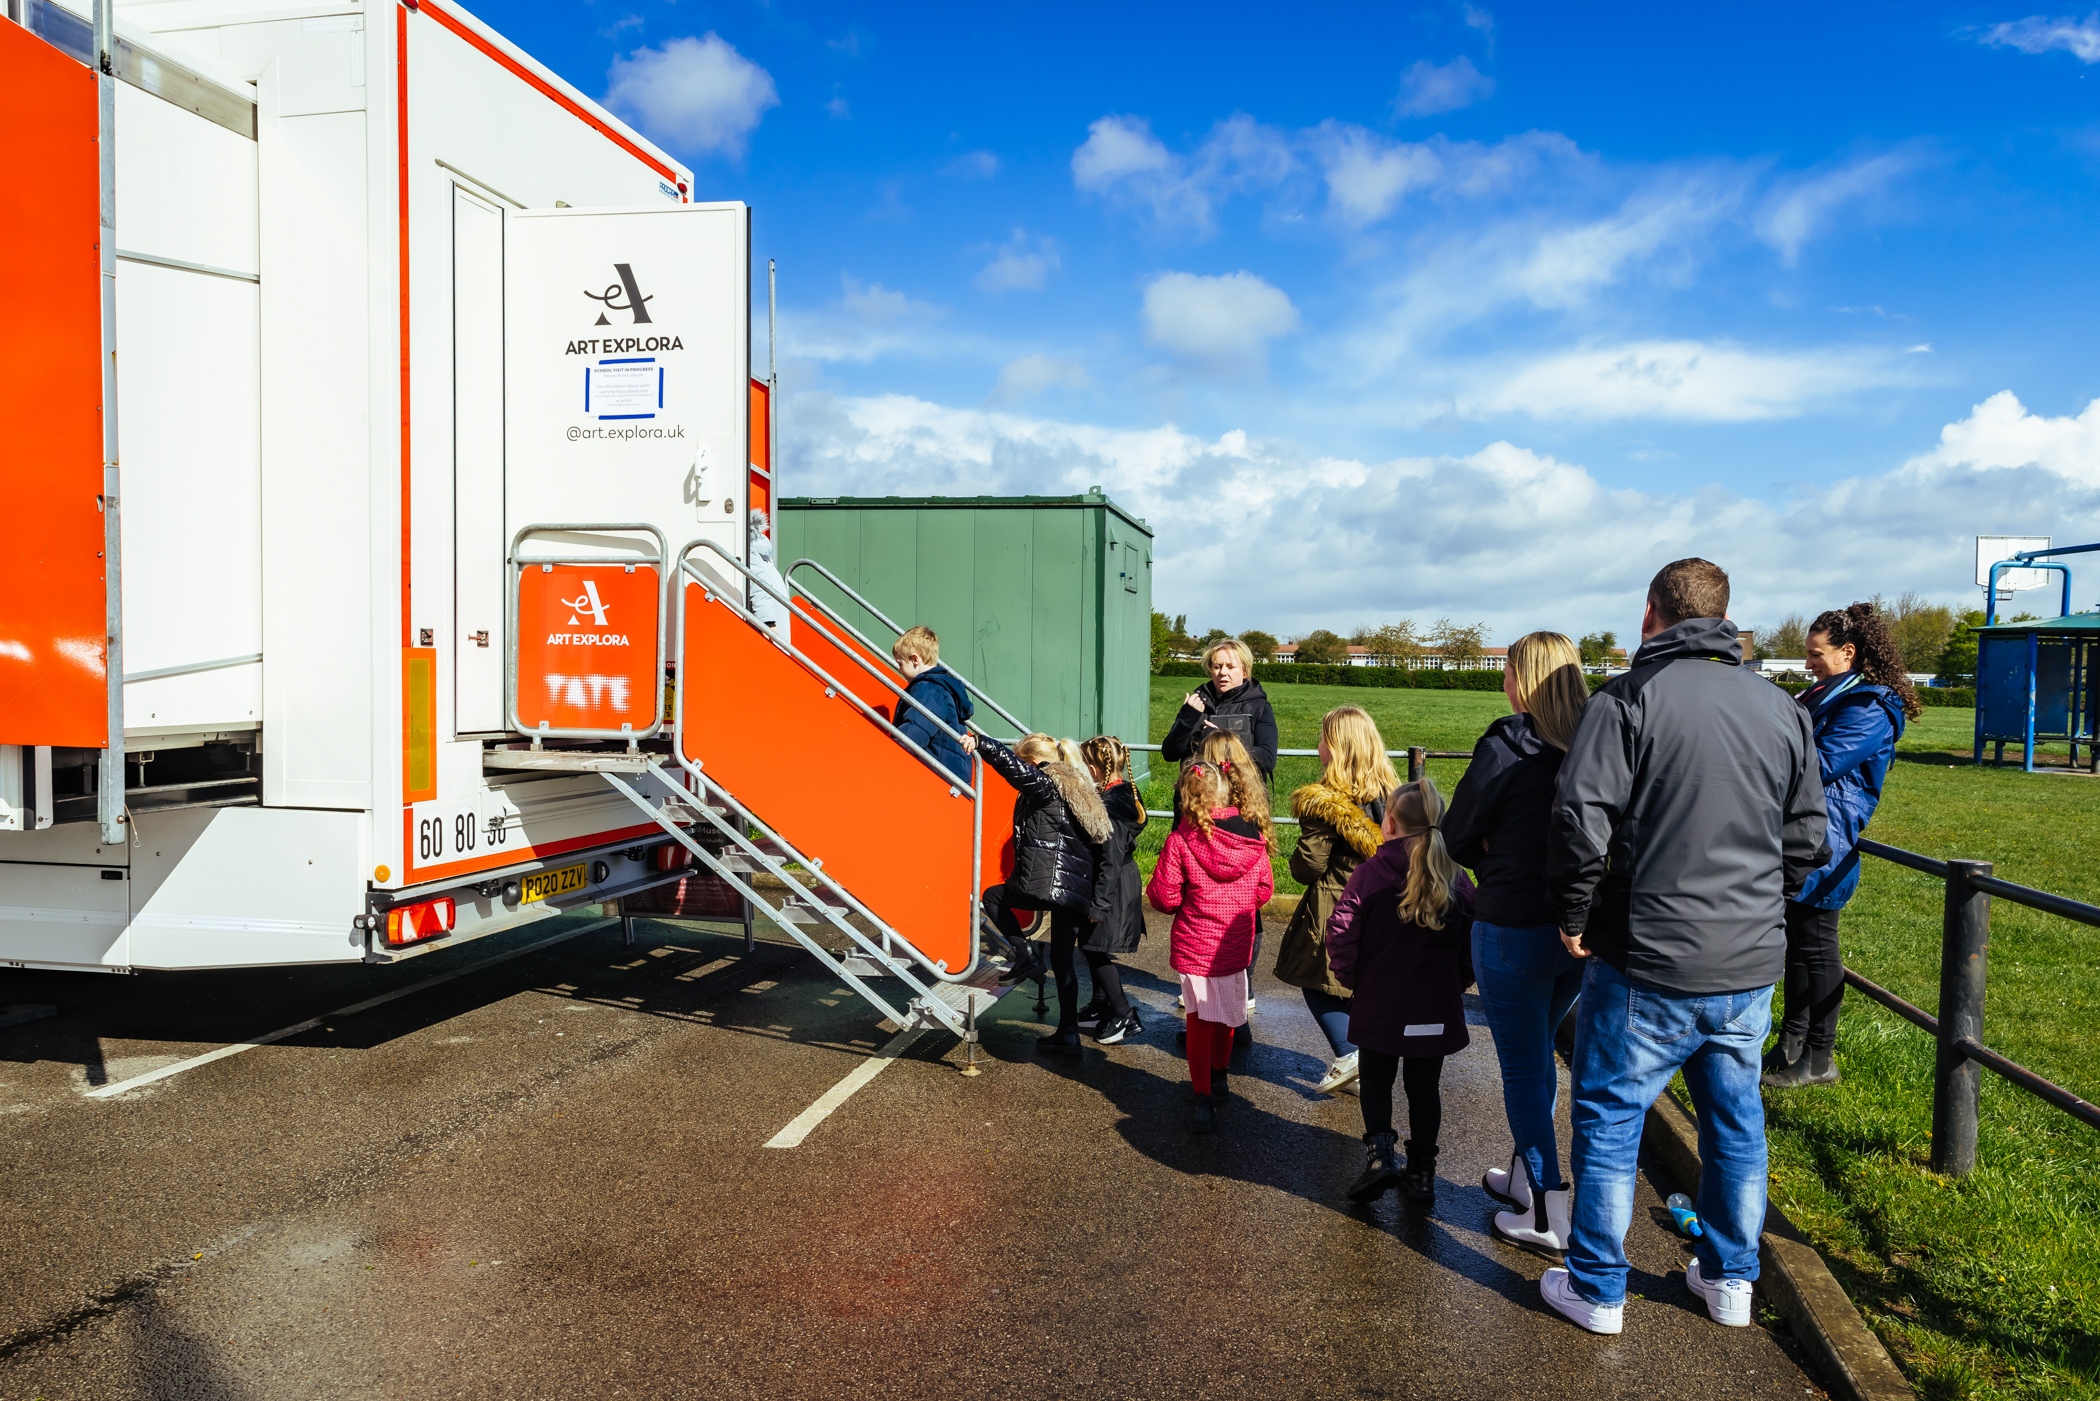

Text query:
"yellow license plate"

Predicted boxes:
[[519, 862, 587, 905]]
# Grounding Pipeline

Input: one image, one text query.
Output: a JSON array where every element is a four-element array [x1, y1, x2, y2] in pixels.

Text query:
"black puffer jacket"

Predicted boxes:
[[977, 737, 1112, 911], [1083, 781, 1146, 953], [1162, 678, 1279, 778], [1444, 713, 1565, 928]]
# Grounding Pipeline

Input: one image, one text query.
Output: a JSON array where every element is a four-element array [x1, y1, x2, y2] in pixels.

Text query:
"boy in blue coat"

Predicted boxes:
[[892, 625, 974, 784]]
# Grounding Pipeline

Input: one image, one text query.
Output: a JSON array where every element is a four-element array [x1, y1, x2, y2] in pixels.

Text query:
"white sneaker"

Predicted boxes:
[[1541, 1268, 1623, 1335], [1685, 1259, 1753, 1327], [1246, 995, 1258, 1014], [1482, 1152, 1533, 1211], [1492, 1187, 1570, 1262], [1314, 1052, 1361, 1095]]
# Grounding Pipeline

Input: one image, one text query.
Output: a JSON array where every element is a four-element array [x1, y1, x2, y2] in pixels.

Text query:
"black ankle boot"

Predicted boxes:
[[1192, 1094, 1216, 1134], [1210, 1068, 1229, 1104], [1400, 1140, 1437, 1201], [998, 941, 1046, 985], [1035, 1028, 1082, 1055], [1347, 1131, 1401, 1202], [1762, 1046, 1840, 1088], [1762, 1032, 1805, 1074]]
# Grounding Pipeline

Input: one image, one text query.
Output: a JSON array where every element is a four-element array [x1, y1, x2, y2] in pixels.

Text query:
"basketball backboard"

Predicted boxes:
[[1976, 536, 2053, 591]]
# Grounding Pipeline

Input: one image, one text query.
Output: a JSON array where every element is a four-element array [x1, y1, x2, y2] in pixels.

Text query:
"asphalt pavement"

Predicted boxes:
[[0, 908, 1828, 1399]]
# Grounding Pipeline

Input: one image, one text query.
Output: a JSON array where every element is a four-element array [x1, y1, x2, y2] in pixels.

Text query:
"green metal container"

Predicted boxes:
[[779, 491, 1155, 779]]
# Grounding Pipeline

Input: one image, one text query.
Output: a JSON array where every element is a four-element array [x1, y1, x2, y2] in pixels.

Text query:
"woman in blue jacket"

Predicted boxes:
[[1763, 602, 1922, 1089]]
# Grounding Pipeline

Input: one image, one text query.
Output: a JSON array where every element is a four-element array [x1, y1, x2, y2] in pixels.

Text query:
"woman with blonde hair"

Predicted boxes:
[[1163, 636, 1279, 779], [1444, 631, 1591, 1257], [1274, 706, 1400, 1096], [1325, 776, 1476, 1200]]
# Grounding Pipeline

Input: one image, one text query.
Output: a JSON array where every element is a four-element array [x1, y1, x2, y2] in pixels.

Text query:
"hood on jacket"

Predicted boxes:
[[1100, 780, 1144, 826], [1290, 781, 1382, 859], [1184, 809, 1271, 882], [915, 666, 974, 719], [1200, 676, 1270, 709], [1484, 711, 1551, 759], [1045, 762, 1112, 843], [1630, 616, 1741, 669]]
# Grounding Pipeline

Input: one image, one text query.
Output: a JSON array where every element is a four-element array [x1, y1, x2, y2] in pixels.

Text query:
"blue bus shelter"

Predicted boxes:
[[1973, 613, 2100, 772]]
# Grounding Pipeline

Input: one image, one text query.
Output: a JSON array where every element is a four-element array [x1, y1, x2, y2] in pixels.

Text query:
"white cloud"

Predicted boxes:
[[1141, 271, 1300, 372], [604, 34, 778, 159], [1458, 340, 1915, 422], [781, 390, 2100, 638], [825, 96, 850, 119], [1394, 56, 1495, 117], [782, 275, 946, 363], [976, 231, 1060, 293], [1757, 150, 1920, 265], [991, 354, 1090, 403], [1071, 114, 1294, 235], [944, 150, 1000, 179], [1977, 13, 2100, 61], [1310, 124, 1443, 225]]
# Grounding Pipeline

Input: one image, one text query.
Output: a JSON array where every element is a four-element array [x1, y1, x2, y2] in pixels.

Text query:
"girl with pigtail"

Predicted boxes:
[[1325, 775, 1475, 1203], [1763, 602, 1919, 1089], [1071, 736, 1148, 1046]]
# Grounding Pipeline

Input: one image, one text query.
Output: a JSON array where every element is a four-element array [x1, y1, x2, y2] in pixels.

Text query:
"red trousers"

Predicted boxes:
[[1186, 1014, 1235, 1093]]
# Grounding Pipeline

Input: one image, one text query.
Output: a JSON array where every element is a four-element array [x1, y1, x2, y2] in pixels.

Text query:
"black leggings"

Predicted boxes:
[[1780, 900, 1846, 1052], [1358, 1050, 1445, 1151], [982, 885, 1095, 1028]]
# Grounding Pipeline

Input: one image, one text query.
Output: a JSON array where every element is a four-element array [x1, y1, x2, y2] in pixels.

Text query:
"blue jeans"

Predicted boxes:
[[1471, 921, 1583, 1192], [1566, 959, 1771, 1305], [1302, 987, 1355, 1059]]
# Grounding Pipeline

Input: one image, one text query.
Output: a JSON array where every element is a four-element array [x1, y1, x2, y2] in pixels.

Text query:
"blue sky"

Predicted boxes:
[[484, 0, 2100, 641]]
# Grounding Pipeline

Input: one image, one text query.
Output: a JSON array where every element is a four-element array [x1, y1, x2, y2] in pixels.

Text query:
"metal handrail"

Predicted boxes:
[[1129, 741, 1470, 824], [668, 540, 983, 986], [784, 557, 1032, 738]]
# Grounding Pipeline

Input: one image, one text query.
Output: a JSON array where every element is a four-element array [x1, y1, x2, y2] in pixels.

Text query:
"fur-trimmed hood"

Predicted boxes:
[[1291, 781, 1382, 858], [1045, 762, 1112, 843]]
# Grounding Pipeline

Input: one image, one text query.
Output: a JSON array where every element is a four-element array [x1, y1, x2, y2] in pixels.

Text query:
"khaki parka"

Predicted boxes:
[[1272, 782, 1386, 997]]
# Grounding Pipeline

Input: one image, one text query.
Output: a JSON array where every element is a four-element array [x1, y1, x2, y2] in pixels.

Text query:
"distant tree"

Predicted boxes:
[[1428, 618, 1490, 671], [1150, 611, 1174, 670], [1198, 627, 1231, 648], [1241, 629, 1279, 663], [1364, 620, 1423, 669], [1165, 612, 1196, 659], [1886, 592, 1957, 674], [1769, 613, 1809, 659], [1293, 629, 1349, 665], [1578, 630, 1620, 667]]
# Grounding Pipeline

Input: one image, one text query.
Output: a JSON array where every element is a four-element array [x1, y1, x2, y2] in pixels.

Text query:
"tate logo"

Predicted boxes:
[[562, 580, 611, 626], [585, 264, 654, 326]]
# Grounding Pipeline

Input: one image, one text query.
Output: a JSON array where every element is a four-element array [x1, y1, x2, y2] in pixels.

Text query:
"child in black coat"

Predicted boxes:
[[1073, 736, 1146, 1045]]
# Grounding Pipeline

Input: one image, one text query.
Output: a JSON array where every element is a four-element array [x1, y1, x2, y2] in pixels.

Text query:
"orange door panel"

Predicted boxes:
[[0, 26, 107, 747], [515, 564, 662, 734], [679, 583, 976, 971]]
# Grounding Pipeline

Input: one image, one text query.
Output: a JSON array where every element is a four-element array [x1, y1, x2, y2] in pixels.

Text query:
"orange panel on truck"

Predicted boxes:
[[679, 582, 979, 971], [0, 25, 107, 747], [747, 378, 770, 521], [515, 564, 662, 734]]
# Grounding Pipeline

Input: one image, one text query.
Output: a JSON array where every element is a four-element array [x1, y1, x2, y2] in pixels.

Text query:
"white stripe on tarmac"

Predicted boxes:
[[765, 1027, 925, 1148], [84, 916, 619, 1100]]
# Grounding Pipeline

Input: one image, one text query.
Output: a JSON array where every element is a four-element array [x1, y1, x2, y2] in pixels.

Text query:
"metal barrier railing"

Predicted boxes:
[[1128, 742, 1471, 824], [1847, 837, 2100, 1175]]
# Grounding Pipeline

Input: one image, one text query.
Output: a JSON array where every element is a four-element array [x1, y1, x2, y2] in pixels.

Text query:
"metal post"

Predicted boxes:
[[1931, 859, 1992, 1176], [1408, 746, 1425, 784], [618, 896, 634, 947], [742, 893, 756, 953], [2024, 631, 2039, 774], [93, 0, 125, 846], [767, 259, 778, 542], [958, 1000, 981, 1077]]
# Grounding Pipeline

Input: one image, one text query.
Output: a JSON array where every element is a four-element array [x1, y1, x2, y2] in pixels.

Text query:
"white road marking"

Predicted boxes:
[[765, 1026, 925, 1148], [84, 916, 618, 1100]]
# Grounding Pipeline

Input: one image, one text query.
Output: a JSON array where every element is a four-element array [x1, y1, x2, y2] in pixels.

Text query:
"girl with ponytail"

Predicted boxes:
[[1764, 602, 1916, 1089], [1325, 776, 1476, 1203]]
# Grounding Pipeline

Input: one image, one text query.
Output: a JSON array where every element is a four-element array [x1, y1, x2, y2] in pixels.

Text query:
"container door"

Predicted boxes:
[[453, 185, 506, 732]]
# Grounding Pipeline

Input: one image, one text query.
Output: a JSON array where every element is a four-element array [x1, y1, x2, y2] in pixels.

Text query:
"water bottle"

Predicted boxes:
[[1666, 1192, 1704, 1238]]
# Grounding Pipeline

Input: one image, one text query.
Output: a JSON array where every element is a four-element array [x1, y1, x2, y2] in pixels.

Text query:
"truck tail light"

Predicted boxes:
[[650, 842, 692, 872], [385, 896, 456, 946]]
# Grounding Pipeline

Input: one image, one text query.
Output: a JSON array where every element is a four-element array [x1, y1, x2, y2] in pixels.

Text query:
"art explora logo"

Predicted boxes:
[[547, 580, 631, 646], [586, 264, 653, 326]]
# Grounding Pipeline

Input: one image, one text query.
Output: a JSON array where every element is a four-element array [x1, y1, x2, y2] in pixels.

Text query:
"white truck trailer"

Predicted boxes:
[[0, 0, 774, 973]]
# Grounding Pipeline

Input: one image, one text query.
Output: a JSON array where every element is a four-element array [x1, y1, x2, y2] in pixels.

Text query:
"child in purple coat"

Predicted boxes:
[[1327, 775, 1475, 1202]]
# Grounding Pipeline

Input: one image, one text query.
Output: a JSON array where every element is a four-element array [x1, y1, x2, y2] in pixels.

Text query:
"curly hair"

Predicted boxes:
[[1175, 762, 1228, 842], [1809, 602, 1922, 719]]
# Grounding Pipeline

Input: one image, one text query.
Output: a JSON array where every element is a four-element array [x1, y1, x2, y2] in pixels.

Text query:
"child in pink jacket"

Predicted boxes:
[[1147, 761, 1274, 1133]]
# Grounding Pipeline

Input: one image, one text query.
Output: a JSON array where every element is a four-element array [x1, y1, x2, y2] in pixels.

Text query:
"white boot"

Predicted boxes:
[[1481, 1152, 1533, 1211], [1492, 1186, 1571, 1263]]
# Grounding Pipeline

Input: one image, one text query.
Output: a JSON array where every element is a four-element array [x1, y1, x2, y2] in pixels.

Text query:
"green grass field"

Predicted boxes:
[[1140, 675, 2100, 1399]]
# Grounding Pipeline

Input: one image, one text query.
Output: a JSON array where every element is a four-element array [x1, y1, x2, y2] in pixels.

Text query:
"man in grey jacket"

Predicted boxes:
[[1538, 558, 1827, 1335]]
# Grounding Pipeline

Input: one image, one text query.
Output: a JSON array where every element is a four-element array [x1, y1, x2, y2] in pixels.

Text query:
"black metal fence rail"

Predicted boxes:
[[1129, 743, 1470, 824], [1852, 837, 2100, 1173]]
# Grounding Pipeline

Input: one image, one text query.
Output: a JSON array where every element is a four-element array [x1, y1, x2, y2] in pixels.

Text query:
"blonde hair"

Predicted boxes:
[[1055, 738, 1088, 770], [1199, 730, 1274, 850], [1203, 637, 1256, 679], [1080, 735, 1130, 786], [1175, 762, 1228, 841], [1390, 776, 1461, 931], [892, 624, 940, 665], [1505, 632, 1589, 752], [1013, 733, 1059, 766], [1319, 706, 1400, 804]]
